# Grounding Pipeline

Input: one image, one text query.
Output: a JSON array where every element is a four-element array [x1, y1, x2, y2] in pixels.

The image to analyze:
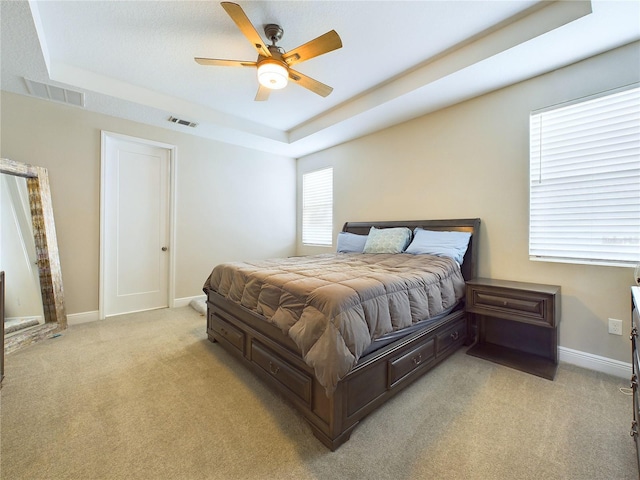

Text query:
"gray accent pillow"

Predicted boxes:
[[363, 227, 412, 254], [336, 232, 368, 253]]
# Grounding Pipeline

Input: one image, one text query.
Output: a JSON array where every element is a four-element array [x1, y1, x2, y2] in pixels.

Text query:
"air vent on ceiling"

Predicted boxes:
[[24, 78, 85, 107], [168, 116, 198, 128]]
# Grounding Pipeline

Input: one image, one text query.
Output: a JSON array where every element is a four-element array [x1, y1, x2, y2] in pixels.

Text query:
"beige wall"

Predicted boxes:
[[0, 91, 296, 315], [297, 41, 640, 363]]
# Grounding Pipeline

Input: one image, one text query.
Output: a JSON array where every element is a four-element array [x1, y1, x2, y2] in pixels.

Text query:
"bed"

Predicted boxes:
[[203, 218, 480, 450]]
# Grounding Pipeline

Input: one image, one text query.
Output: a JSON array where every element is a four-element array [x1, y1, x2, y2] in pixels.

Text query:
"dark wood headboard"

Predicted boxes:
[[342, 218, 481, 281]]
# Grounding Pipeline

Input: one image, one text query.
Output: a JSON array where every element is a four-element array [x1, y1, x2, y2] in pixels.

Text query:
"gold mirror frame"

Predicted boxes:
[[1, 158, 67, 352]]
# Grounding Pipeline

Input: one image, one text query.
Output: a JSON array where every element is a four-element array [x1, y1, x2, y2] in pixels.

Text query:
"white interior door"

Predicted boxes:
[[101, 133, 173, 318]]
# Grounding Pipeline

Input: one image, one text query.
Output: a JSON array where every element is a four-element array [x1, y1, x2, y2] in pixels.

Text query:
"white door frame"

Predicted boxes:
[[99, 131, 177, 320]]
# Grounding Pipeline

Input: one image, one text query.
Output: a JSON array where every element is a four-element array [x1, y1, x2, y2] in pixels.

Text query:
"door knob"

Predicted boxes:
[[161, 247, 168, 251]]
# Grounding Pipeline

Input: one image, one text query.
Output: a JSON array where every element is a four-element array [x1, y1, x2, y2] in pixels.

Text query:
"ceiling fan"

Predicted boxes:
[[195, 2, 343, 101]]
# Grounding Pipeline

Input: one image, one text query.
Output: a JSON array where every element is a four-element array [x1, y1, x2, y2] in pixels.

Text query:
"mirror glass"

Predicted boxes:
[[1, 174, 45, 334], [0, 158, 67, 353]]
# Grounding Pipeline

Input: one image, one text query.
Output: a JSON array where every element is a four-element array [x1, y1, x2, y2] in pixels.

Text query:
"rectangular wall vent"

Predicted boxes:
[[24, 78, 85, 107], [168, 116, 198, 128]]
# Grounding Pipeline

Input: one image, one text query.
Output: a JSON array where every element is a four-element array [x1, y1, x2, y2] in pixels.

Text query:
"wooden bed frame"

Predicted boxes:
[[206, 218, 480, 450]]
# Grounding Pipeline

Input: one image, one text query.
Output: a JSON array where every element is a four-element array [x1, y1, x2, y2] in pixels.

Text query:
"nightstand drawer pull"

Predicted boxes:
[[632, 375, 638, 389], [412, 353, 422, 365], [631, 420, 638, 438], [631, 327, 638, 340], [269, 361, 280, 375], [450, 331, 459, 341]]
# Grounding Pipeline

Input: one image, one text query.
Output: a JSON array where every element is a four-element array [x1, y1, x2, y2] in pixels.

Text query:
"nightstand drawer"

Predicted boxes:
[[470, 291, 551, 326], [467, 281, 558, 327]]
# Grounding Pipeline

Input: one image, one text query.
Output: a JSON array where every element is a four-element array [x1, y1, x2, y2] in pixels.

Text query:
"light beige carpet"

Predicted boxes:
[[1, 306, 637, 480]]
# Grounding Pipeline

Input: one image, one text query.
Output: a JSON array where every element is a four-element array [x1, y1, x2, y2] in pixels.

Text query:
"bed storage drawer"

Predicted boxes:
[[209, 312, 245, 354], [251, 340, 312, 405], [388, 338, 436, 388], [436, 318, 466, 354]]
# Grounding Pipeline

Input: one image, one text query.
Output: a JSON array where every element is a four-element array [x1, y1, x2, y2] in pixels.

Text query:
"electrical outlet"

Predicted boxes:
[[608, 318, 623, 336]]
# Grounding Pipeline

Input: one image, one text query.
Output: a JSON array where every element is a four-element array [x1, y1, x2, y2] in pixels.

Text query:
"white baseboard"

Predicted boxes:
[[66, 310, 100, 325], [173, 295, 206, 308], [559, 346, 631, 379], [66, 296, 207, 325]]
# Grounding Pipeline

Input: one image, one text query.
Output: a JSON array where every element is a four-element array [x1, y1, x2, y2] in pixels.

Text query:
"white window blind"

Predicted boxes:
[[529, 85, 640, 267], [302, 167, 333, 246]]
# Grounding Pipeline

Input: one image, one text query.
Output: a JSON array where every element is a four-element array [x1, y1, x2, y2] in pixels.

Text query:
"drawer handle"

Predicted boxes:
[[269, 361, 280, 375], [220, 327, 228, 336], [450, 331, 459, 341], [631, 420, 638, 438], [632, 375, 638, 389], [631, 327, 638, 340], [412, 353, 422, 366]]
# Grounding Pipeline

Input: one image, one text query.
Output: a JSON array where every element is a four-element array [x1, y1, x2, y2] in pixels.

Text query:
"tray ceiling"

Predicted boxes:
[[2, 1, 639, 157]]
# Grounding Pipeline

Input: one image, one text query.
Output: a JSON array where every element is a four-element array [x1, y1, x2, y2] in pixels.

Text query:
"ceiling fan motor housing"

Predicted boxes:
[[264, 24, 284, 44]]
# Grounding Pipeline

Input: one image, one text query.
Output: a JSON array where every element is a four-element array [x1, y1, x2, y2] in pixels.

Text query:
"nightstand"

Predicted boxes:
[[465, 278, 560, 380]]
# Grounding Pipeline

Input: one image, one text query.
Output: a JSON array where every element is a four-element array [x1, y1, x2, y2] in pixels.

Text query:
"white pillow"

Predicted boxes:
[[405, 229, 471, 264]]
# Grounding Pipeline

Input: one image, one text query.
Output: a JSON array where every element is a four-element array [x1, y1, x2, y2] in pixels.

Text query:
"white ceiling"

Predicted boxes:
[[2, 1, 639, 157]]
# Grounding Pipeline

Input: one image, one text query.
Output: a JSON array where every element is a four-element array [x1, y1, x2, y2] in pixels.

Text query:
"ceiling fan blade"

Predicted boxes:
[[254, 85, 271, 102], [195, 57, 256, 67], [288, 69, 333, 97], [282, 30, 342, 67], [221, 2, 271, 58]]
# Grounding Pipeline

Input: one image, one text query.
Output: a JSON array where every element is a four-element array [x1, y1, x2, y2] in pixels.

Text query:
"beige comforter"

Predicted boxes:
[[203, 253, 465, 395]]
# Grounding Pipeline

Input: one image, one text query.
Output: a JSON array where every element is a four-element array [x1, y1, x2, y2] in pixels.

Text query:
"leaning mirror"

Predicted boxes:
[[0, 157, 67, 353]]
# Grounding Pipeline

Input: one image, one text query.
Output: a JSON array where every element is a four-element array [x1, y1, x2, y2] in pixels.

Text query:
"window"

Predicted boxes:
[[302, 167, 333, 246], [529, 85, 640, 267]]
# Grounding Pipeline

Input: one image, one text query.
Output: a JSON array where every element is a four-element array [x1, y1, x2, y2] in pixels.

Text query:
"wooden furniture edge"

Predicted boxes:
[[631, 286, 640, 472]]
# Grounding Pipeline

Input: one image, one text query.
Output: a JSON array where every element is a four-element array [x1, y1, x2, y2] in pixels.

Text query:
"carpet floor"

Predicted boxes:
[[0, 306, 637, 479]]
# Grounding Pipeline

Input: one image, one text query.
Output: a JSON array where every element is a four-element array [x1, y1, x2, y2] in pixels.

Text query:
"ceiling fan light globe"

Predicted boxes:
[[257, 61, 288, 90]]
